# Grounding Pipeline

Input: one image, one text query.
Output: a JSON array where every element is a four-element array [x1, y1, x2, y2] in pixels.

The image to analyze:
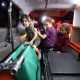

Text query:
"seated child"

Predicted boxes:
[[37, 18, 57, 50], [55, 23, 70, 53], [20, 15, 41, 59]]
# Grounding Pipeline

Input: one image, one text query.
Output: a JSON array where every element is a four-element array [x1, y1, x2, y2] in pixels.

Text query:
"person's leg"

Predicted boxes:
[[33, 45, 41, 60]]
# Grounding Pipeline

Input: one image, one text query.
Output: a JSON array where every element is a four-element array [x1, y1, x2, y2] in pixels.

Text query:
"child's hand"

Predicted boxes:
[[34, 28, 37, 32], [37, 30, 40, 35], [30, 41, 33, 45]]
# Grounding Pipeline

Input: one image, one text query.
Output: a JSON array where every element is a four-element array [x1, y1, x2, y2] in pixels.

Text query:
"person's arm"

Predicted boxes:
[[37, 31, 47, 39]]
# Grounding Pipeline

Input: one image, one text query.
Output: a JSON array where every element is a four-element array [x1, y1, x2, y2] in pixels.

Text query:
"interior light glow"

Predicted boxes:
[[41, 16, 47, 22], [72, 0, 80, 5], [1, 1, 6, 7]]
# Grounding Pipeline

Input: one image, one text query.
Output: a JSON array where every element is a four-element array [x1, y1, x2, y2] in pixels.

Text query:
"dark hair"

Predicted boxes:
[[60, 23, 70, 34], [20, 15, 30, 23]]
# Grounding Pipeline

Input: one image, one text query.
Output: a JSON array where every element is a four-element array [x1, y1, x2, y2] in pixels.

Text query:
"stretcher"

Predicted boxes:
[[0, 42, 41, 80]]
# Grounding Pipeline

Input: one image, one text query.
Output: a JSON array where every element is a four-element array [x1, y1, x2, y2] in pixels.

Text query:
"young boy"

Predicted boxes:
[[37, 18, 57, 50], [21, 15, 41, 59]]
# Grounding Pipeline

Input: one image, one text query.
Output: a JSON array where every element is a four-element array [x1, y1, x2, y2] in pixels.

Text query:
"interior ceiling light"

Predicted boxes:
[[1, 1, 6, 7], [41, 15, 47, 22]]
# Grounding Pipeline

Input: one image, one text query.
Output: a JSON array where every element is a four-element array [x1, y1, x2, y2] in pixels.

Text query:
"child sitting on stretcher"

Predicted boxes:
[[21, 15, 41, 60]]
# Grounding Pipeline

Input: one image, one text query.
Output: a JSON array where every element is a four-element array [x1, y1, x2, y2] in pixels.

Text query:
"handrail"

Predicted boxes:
[[68, 41, 80, 54]]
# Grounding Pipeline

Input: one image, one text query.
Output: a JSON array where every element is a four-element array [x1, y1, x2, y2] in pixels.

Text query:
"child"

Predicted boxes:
[[55, 23, 70, 53], [37, 18, 57, 50], [21, 15, 41, 59]]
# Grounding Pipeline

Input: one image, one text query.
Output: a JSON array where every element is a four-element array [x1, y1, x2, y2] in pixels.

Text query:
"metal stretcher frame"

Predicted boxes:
[[0, 42, 41, 80], [42, 49, 54, 80]]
